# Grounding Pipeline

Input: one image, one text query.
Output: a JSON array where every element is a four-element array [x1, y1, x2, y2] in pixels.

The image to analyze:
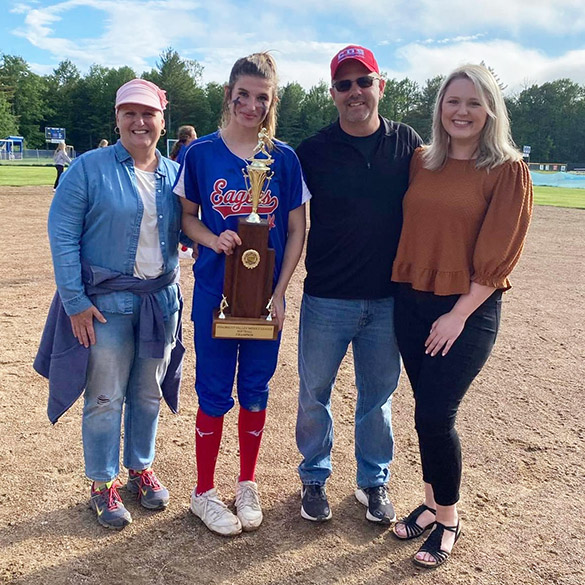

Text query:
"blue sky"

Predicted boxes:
[[2, 0, 585, 94]]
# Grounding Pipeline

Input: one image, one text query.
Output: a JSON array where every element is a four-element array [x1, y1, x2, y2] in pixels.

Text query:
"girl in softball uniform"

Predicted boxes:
[[174, 52, 309, 536]]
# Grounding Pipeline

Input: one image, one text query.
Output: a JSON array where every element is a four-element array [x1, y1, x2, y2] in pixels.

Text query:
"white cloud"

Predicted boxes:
[[12, 0, 206, 72], [10, 1, 43, 15], [406, 0, 585, 36], [26, 62, 56, 75], [192, 41, 339, 88], [436, 34, 486, 45], [235, 0, 585, 38], [8, 0, 585, 92], [388, 40, 585, 93]]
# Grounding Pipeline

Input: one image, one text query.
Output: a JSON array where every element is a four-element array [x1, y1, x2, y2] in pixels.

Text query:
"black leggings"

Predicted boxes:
[[394, 285, 501, 506], [54, 165, 64, 189]]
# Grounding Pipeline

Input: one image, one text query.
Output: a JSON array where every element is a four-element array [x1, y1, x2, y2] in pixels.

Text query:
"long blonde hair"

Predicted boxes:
[[422, 64, 522, 171], [220, 52, 279, 150]]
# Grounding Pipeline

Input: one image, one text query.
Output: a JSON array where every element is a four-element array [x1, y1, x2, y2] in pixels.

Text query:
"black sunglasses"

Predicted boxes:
[[332, 75, 380, 93]]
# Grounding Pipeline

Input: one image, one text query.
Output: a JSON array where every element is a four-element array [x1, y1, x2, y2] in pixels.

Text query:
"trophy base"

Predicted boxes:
[[212, 310, 278, 340]]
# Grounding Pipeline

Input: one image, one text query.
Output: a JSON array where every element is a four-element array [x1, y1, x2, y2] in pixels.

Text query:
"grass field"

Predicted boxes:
[[0, 159, 54, 167], [0, 166, 56, 186], [1, 167, 585, 209], [532, 185, 585, 209]]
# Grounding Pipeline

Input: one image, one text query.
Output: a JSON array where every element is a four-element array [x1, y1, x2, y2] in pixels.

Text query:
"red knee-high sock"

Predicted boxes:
[[195, 408, 224, 495], [238, 407, 266, 482]]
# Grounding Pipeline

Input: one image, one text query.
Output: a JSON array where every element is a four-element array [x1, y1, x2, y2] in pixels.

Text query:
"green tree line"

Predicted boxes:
[[2, 49, 585, 162]]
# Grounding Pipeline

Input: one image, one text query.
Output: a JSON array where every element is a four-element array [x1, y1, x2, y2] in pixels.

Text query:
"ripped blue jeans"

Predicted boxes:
[[82, 297, 178, 482]]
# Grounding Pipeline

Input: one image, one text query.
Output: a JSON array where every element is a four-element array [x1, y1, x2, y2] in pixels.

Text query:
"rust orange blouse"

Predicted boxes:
[[392, 147, 533, 296]]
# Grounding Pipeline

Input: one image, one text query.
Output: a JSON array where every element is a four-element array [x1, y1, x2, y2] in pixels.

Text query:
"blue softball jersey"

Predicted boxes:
[[173, 131, 309, 299]]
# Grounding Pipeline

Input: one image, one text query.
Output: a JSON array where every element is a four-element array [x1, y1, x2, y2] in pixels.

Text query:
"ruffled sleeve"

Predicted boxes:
[[471, 160, 533, 289]]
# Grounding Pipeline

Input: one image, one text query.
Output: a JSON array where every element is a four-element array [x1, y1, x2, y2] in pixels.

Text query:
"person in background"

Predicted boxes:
[[294, 45, 422, 525], [170, 125, 197, 164], [391, 64, 533, 567], [98, 139, 109, 148], [175, 52, 308, 536], [171, 128, 199, 258], [53, 141, 71, 191], [35, 78, 183, 530]]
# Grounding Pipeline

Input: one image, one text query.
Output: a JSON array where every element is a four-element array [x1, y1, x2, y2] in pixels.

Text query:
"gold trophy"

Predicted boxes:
[[212, 129, 278, 340]]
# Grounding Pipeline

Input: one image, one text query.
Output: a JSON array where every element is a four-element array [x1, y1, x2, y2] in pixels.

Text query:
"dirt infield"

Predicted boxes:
[[1, 186, 583, 585]]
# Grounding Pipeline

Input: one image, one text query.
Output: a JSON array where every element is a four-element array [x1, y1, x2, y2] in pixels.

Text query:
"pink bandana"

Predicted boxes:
[[115, 79, 168, 112]]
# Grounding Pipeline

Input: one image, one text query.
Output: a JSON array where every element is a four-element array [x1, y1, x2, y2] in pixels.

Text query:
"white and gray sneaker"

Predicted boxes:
[[190, 488, 242, 536], [235, 480, 263, 531], [355, 486, 397, 524]]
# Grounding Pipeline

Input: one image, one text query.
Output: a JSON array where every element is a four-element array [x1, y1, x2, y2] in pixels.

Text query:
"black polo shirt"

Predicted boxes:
[[296, 117, 422, 299]]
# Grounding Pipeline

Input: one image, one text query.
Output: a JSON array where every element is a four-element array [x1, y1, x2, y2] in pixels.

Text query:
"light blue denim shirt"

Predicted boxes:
[[48, 140, 181, 318]]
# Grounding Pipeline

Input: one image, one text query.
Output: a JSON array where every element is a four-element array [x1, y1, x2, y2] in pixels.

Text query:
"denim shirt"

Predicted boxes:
[[48, 140, 181, 318]]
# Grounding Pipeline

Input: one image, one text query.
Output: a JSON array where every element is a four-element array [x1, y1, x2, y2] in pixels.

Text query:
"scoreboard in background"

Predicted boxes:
[[45, 127, 66, 143]]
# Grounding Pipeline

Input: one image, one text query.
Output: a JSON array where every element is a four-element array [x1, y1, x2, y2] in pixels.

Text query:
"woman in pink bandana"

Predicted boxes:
[[42, 78, 184, 530]]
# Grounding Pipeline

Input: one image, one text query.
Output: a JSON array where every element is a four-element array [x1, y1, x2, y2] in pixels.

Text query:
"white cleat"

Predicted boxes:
[[235, 480, 263, 531], [190, 488, 242, 536]]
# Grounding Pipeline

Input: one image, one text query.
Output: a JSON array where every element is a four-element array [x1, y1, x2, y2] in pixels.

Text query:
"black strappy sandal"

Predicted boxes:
[[392, 504, 436, 540], [413, 520, 462, 568]]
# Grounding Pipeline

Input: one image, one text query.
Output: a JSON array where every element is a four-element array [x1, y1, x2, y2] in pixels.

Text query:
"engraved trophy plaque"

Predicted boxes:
[[212, 128, 278, 340]]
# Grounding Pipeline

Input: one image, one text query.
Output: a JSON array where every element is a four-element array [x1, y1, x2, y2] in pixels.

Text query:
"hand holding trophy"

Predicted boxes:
[[212, 128, 278, 340]]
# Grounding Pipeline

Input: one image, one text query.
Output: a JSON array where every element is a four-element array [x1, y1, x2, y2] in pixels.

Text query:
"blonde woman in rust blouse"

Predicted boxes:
[[390, 64, 533, 568]]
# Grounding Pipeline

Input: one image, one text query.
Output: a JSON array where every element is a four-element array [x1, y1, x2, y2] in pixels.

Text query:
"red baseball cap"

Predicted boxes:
[[330, 45, 380, 79]]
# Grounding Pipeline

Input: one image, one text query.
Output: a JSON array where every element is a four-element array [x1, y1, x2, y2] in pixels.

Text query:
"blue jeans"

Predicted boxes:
[[296, 293, 401, 488], [82, 296, 179, 482]]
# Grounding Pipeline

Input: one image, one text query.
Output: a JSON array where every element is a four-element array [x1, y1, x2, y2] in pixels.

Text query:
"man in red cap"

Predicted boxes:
[[295, 45, 422, 524]]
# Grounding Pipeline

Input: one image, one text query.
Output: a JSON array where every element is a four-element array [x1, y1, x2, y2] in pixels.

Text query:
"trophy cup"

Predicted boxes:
[[212, 128, 278, 340]]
